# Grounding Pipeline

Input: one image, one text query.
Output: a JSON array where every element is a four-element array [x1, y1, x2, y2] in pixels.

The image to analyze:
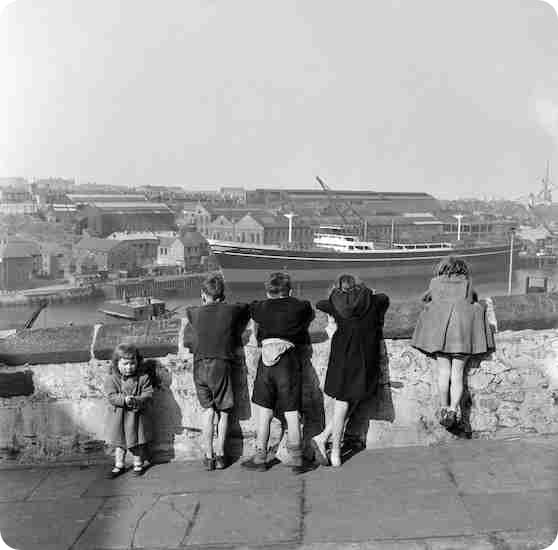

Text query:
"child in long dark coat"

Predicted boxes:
[[312, 274, 389, 467], [104, 342, 154, 477], [411, 256, 495, 430]]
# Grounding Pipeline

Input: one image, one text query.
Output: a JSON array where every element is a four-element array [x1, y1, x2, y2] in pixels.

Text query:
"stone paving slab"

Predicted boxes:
[[186, 488, 302, 547], [83, 461, 302, 498], [0, 438, 557, 549], [27, 465, 104, 501], [304, 487, 474, 542], [0, 498, 103, 550], [73, 495, 162, 550], [0, 468, 49, 502], [462, 489, 558, 533], [304, 455, 454, 496]]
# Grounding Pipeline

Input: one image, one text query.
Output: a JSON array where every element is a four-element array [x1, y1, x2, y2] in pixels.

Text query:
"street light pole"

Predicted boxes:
[[284, 213, 297, 244], [454, 214, 464, 242], [508, 227, 515, 295]]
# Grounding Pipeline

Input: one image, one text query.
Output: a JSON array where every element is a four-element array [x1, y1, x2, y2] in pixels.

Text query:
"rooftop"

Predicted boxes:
[[75, 237, 124, 252]]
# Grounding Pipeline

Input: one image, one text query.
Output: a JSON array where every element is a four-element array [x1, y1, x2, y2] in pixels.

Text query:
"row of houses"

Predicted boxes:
[[189, 202, 516, 247], [73, 230, 209, 277]]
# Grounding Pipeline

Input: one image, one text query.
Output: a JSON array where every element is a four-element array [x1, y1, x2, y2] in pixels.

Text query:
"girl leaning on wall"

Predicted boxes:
[[411, 256, 496, 431]]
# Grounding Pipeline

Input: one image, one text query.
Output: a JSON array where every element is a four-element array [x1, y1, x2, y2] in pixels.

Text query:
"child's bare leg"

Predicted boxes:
[[255, 404, 274, 462], [284, 410, 302, 468], [202, 407, 216, 458], [436, 355, 452, 408], [449, 358, 467, 413], [114, 446, 126, 469], [330, 399, 349, 467], [215, 410, 229, 457]]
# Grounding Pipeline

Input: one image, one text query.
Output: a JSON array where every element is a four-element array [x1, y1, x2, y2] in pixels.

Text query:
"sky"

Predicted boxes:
[[0, 0, 557, 199]]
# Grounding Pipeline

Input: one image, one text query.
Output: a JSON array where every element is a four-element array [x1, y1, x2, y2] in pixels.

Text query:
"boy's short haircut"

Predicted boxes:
[[265, 272, 291, 297], [202, 273, 225, 301]]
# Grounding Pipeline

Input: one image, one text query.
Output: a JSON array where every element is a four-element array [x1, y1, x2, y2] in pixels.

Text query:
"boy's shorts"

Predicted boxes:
[[252, 348, 301, 413], [193, 357, 234, 411]]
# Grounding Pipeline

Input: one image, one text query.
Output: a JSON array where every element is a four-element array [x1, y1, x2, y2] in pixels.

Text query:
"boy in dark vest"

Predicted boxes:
[[186, 273, 250, 470], [242, 271, 314, 472]]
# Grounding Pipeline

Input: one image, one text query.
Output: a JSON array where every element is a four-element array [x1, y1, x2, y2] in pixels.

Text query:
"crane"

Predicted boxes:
[[315, 176, 368, 239]]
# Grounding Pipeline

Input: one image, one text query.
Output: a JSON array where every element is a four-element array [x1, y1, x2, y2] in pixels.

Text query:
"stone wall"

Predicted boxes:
[[1, 315, 558, 464]]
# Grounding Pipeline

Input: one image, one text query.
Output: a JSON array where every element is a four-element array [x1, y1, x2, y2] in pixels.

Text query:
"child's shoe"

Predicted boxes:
[[311, 437, 329, 466], [107, 465, 126, 479], [215, 455, 227, 470], [241, 447, 268, 472]]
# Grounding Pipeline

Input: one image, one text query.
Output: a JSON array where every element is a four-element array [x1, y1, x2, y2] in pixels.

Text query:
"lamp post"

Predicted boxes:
[[453, 214, 464, 242], [508, 226, 516, 295], [284, 212, 297, 244]]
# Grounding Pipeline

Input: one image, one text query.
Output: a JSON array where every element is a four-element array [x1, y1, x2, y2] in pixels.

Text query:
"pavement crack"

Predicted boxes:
[[25, 469, 51, 501], [68, 496, 108, 550], [180, 500, 200, 546], [297, 477, 306, 544], [131, 495, 161, 549]]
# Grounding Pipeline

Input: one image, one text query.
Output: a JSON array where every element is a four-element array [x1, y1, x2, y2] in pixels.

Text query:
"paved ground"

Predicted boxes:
[[0, 436, 557, 550]]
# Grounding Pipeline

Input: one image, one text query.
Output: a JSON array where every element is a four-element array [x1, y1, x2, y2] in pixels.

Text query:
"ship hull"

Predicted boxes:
[[209, 242, 515, 285]]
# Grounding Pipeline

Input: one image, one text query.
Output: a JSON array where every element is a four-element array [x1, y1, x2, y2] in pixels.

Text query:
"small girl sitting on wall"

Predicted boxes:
[[411, 256, 495, 431], [104, 342, 154, 478]]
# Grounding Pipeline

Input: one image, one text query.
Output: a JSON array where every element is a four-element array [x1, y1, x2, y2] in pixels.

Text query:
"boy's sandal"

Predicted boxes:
[[107, 466, 126, 479]]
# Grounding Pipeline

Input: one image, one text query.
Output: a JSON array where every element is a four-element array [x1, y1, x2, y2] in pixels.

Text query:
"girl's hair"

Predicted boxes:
[[434, 256, 470, 278], [110, 342, 142, 377], [330, 273, 362, 295]]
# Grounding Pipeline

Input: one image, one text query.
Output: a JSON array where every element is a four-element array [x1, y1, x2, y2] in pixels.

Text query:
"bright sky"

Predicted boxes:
[[0, 0, 557, 199]]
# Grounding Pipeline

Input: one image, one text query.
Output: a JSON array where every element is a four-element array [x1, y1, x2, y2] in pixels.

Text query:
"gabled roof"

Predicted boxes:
[[179, 231, 207, 246], [75, 237, 124, 252], [0, 243, 34, 259], [3, 239, 41, 256], [158, 237, 176, 247]]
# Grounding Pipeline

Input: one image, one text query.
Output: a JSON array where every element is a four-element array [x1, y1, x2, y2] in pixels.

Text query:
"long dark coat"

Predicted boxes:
[[316, 286, 390, 403], [104, 371, 153, 449], [411, 274, 495, 356]]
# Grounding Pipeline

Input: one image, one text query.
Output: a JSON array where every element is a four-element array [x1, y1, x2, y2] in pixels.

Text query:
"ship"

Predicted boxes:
[[208, 226, 517, 285]]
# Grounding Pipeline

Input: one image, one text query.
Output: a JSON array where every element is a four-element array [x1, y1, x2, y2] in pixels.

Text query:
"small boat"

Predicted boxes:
[[99, 297, 168, 321]]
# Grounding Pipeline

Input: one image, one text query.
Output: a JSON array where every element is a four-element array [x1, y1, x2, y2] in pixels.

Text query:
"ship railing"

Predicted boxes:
[[392, 242, 453, 250]]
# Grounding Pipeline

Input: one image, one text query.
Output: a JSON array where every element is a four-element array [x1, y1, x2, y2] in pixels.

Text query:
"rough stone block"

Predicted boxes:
[[93, 318, 181, 360], [0, 325, 94, 365]]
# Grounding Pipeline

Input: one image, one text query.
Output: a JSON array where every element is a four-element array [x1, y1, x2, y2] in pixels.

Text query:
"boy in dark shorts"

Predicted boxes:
[[242, 272, 314, 472], [186, 273, 250, 470]]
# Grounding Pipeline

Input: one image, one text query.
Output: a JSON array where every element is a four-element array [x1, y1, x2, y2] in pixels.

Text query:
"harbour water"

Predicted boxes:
[[0, 263, 553, 330]]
